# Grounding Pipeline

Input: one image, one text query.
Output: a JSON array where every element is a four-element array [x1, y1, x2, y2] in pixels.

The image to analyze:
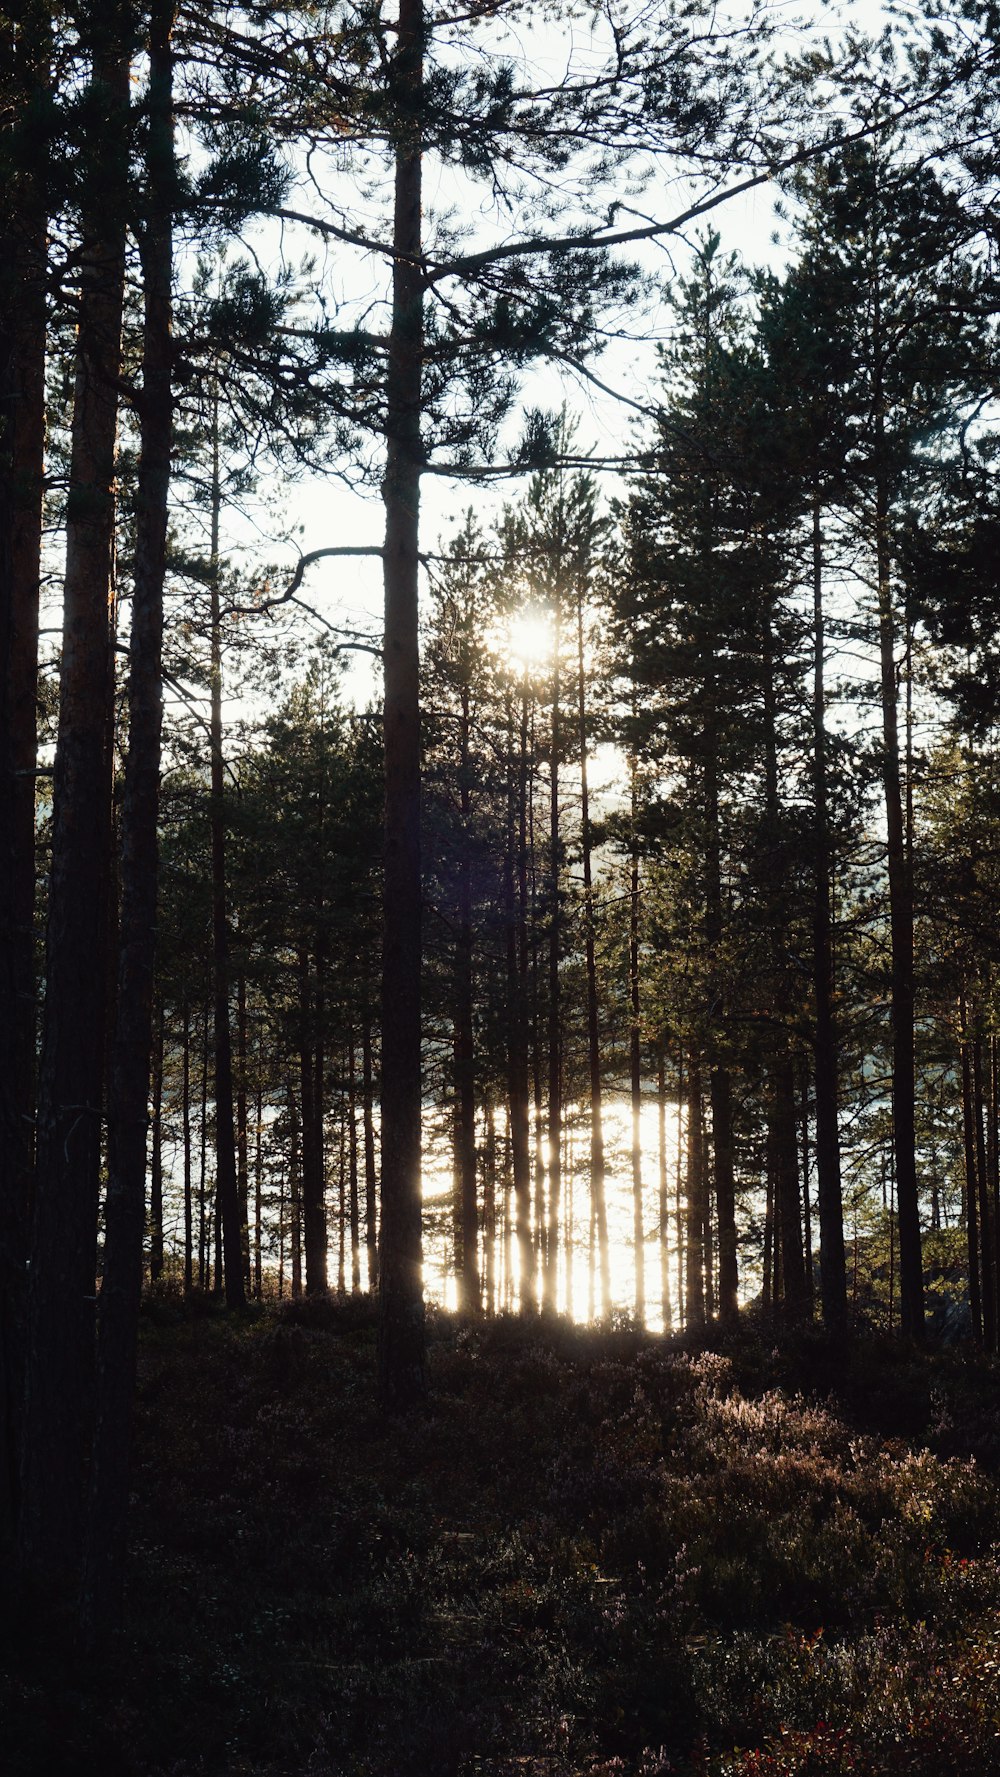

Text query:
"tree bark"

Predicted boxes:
[[80, 1, 175, 1633], [20, 18, 129, 1590], [544, 601, 562, 1312], [505, 687, 533, 1312], [208, 397, 244, 1310], [0, 0, 48, 1550], [454, 676, 478, 1310], [377, 0, 426, 1406], [576, 579, 609, 1318], [629, 764, 645, 1324], [810, 492, 848, 1338], [362, 1002, 378, 1290], [149, 1003, 165, 1282]]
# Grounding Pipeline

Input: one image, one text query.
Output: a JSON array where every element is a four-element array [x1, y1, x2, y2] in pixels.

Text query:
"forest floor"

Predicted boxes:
[[5, 1302, 1000, 1776]]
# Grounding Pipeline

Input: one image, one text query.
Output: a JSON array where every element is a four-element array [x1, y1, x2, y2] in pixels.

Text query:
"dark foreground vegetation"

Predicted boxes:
[[6, 1307, 1000, 1777]]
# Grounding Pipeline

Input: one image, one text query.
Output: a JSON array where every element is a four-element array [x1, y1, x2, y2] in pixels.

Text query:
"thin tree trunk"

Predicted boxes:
[[299, 946, 327, 1295], [149, 1003, 165, 1282], [362, 1002, 378, 1290], [236, 970, 250, 1289], [873, 371, 923, 1339], [685, 1068, 706, 1329], [959, 997, 981, 1343], [288, 1082, 302, 1300], [254, 1082, 263, 1299], [454, 676, 479, 1312], [505, 686, 533, 1312], [658, 1046, 672, 1332], [484, 1099, 496, 1316], [182, 996, 193, 1293], [973, 1028, 996, 1352], [810, 491, 848, 1338], [544, 600, 562, 1312], [629, 764, 645, 1324], [21, 19, 129, 1590], [80, 4, 174, 1631], [577, 581, 609, 1318], [378, 0, 425, 1406], [349, 1036, 361, 1292], [198, 1004, 209, 1288], [0, 0, 48, 1549], [208, 394, 244, 1310]]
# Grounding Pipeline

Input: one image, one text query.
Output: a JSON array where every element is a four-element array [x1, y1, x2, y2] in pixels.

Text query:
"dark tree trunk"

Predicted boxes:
[[208, 401, 244, 1311], [0, 0, 48, 1550], [703, 688, 737, 1324], [377, 0, 426, 1407], [362, 1003, 378, 1290], [873, 370, 923, 1339], [629, 765, 645, 1324], [198, 1005, 209, 1289], [973, 1028, 996, 1352], [505, 688, 533, 1312], [80, 4, 174, 1633], [349, 1037, 360, 1292], [657, 1046, 672, 1332], [544, 603, 562, 1313], [454, 676, 478, 1311], [810, 493, 848, 1338], [149, 1003, 165, 1282], [576, 584, 609, 1318], [685, 1068, 706, 1329], [298, 947, 326, 1295], [770, 1056, 808, 1324], [236, 970, 250, 1289], [182, 997, 193, 1292], [20, 19, 129, 1591], [288, 1082, 302, 1300]]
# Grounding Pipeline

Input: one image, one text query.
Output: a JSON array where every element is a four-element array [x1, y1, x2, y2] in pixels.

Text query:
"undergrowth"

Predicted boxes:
[[4, 1305, 1000, 1775]]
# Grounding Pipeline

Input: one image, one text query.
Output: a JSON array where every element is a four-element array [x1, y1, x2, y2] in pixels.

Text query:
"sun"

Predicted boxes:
[[495, 606, 554, 676]]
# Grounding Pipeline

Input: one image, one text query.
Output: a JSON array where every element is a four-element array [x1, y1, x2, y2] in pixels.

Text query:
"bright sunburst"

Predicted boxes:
[[496, 606, 554, 675]]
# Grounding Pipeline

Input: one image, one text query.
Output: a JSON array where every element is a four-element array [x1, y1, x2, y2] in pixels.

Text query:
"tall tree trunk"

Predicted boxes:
[[769, 1056, 808, 1324], [810, 492, 848, 1338], [349, 1036, 361, 1292], [658, 1046, 672, 1331], [973, 1026, 996, 1352], [288, 1082, 302, 1300], [298, 946, 326, 1295], [454, 675, 478, 1311], [208, 397, 244, 1310], [198, 1004, 209, 1288], [505, 687, 533, 1312], [484, 1098, 496, 1316], [20, 18, 129, 1590], [685, 1068, 706, 1329], [544, 602, 562, 1312], [362, 1002, 378, 1290], [182, 996, 193, 1292], [236, 970, 250, 1289], [703, 684, 738, 1324], [254, 1083, 263, 1300], [149, 1003, 165, 1282], [873, 325, 923, 1339], [0, 0, 48, 1550], [80, 2, 174, 1633], [378, 0, 425, 1407], [576, 583, 609, 1318], [629, 763, 645, 1324]]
